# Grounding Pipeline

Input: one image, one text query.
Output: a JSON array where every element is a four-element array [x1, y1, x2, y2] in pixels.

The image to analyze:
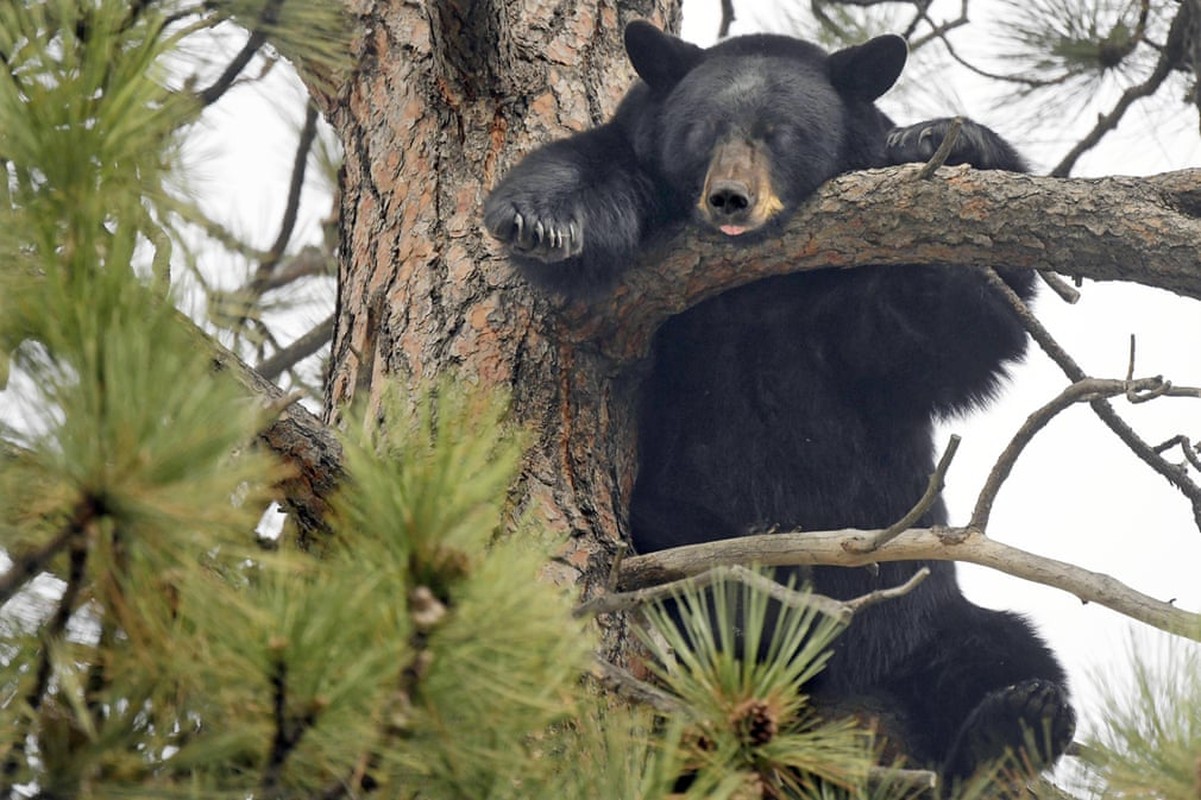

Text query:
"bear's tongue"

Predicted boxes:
[[720, 224, 747, 236]]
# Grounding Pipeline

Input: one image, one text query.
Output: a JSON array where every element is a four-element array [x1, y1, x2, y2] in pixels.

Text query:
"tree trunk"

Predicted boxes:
[[324, 1, 680, 660]]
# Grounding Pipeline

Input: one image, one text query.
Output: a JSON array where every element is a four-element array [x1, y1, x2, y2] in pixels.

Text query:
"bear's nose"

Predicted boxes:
[[707, 180, 753, 217]]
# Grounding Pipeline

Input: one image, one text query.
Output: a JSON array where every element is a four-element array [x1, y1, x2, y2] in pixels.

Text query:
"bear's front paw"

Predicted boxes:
[[885, 118, 1015, 170], [483, 196, 583, 264], [942, 678, 1075, 788]]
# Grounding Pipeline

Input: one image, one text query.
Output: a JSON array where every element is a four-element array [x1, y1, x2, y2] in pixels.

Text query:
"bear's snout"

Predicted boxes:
[[698, 138, 783, 236]]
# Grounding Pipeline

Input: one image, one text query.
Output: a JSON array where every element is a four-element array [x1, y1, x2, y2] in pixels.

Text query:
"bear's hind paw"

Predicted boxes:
[[942, 678, 1076, 788]]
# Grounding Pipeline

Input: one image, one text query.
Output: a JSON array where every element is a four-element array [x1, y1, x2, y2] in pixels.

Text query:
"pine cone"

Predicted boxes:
[[732, 699, 778, 746]]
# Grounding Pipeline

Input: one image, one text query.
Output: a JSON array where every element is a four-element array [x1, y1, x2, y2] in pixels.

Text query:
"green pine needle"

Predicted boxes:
[[639, 572, 880, 796], [1081, 638, 1201, 800]]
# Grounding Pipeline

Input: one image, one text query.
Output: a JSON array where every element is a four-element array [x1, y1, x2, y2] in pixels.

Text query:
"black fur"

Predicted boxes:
[[485, 21, 1074, 787]]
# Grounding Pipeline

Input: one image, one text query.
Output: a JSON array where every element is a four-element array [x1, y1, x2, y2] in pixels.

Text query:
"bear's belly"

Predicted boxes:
[[634, 303, 939, 541]]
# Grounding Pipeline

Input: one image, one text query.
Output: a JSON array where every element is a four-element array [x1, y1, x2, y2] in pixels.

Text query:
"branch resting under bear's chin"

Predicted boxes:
[[539, 164, 1201, 362]]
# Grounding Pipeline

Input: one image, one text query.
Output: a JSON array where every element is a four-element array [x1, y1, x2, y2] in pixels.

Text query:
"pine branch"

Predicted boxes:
[[0, 506, 94, 792], [0, 496, 99, 605], [262, 652, 320, 797], [1050, 0, 1192, 177]]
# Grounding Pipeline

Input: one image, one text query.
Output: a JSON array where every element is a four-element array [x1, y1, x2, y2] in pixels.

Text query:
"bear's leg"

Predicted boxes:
[[941, 677, 1075, 790], [884, 117, 1027, 172], [881, 601, 1075, 790]]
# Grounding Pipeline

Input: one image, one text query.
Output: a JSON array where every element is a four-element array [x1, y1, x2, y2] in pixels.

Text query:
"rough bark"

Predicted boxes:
[[324, 1, 679, 660]]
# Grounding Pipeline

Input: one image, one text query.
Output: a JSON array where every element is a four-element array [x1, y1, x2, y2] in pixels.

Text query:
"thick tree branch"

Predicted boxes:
[[194, 165, 1201, 556], [547, 167, 1201, 361], [616, 527, 1201, 641], [198, 316, 343, 542]]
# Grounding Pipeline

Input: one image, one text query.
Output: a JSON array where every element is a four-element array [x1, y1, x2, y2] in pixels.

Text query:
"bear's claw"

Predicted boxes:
[[486, 203, 582, 264], [885, 118, 1016, 170]]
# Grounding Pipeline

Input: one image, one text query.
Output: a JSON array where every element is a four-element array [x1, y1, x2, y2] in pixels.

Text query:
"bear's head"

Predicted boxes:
[[624, 22, 907, 238]]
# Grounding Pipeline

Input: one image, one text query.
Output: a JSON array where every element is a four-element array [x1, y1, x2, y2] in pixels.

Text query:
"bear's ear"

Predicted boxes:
[[624, 20, 704, 93], [828, 34, 907, 101]]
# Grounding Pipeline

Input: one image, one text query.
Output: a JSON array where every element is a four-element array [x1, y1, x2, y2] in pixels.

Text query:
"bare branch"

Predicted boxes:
[[197, 0, 285, 107], [256, 246, 336, 294], [1153, 435, 1201, 473], [605, 541, 629, 592], [923, 17, 1063, 88], [257, 102, 322, 285], [970, 377, 1177, 532], [1037, 270, 1080, 304], [843, 566, 931, 614], [616, 527, 1201, 640], [256, 314, 334, 382], [980, 268, 1201, 527], [847, 436, 959, 553], [718, 0, 735, 39], [575, 564, 853, 623], [868, 765, 937, 792], [914, 116, 963, 179], [579, 564, 928, 628], [907, 0, 968, 51]]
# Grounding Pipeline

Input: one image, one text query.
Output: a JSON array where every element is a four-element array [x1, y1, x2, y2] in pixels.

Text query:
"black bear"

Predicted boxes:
[[485, 21, 1075, 789]]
